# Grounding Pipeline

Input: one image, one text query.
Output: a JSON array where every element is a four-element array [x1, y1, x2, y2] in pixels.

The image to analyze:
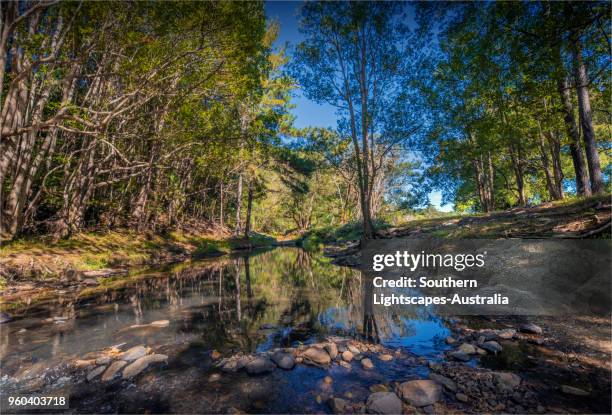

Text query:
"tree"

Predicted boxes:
[[291, 2, 415, 239]]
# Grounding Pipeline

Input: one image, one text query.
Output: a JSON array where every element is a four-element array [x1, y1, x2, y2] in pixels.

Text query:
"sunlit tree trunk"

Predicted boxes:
[[557, 78, 591, 196], [572, 39, 604, 194]]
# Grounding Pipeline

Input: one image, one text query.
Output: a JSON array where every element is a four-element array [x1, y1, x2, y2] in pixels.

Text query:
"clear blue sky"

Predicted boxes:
[[264, 1, 453, 212]]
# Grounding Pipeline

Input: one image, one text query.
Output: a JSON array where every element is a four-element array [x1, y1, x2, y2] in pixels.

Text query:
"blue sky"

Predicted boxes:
[[264, 1, 453, 212]]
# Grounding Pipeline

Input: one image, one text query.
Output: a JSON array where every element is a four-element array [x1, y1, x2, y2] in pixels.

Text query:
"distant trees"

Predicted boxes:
[[416, 1, 610, 212]]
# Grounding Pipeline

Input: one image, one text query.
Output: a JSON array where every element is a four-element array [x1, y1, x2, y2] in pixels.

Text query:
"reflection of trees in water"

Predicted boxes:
[[14, 249, 431, 353], [362, 276, 380, 343]]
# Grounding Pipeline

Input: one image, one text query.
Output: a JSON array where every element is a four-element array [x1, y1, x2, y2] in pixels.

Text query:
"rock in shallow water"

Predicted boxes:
[[271, 351, 295, 370], [520, 323, 543, 335], [458, 343, 476, 354], [120, 345, 149, 362], [341, 350, 353, 362], [246, 356, 276, 375], [303, 347, 331, 366], [366, 392, 403, 414], [449, 351, 470, 362], [399, 380, 442, 407], [101, 360, 127, 382], [324, 343, 338, 360], [361, 358, 374, 370], [481, 341, 503, 354], [122, 354, 167, 379], [378, 354, 393, 361], [87, 365, 107, 381]]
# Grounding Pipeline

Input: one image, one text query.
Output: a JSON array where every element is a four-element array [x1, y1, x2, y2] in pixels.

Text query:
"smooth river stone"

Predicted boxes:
[[302, 347, 331, 365], [399, 380, 442, 407], [271, 351, 295, 370], [341, 351, 353, 362], [361, 358, 374, 369], [120, 345, 149, 362], [246, 356, 276, 374], [366, 392, 403, 414], [324, 343, 338, 359], [87, 365, 107, 381], [429, 373, 457, 392], [101, 360, 128, 381], [122, 354, 167, 379]]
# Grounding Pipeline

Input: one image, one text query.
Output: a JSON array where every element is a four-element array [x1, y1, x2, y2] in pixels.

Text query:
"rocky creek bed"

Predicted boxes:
[[1, 315, 609, 414], [0, 247, 610, 414]]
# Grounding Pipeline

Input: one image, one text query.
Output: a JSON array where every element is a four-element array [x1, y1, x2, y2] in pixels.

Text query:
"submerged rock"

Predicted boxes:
[[399, 380, 442, 407], [122, 354, 167, 379], [361, 358, 374, 370], [271, 351, 295, 370], [303, 347, 331, 366], [366, 392, 402, 414], [246, 356, 276, 375], [520, 323, 543, 335], [378, 354, 393, 362], [445, 336, 456, 345]]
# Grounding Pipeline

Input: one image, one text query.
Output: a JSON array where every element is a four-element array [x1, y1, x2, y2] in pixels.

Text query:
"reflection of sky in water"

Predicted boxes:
[[318, 306, 450, 358]]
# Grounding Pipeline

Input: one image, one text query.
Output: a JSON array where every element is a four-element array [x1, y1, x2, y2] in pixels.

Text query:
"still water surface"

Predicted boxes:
[[0, 248, 453, 413]]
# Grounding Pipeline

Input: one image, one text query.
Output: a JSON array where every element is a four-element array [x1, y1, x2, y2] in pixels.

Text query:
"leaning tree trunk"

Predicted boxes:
[[573, 39, 604, 194]]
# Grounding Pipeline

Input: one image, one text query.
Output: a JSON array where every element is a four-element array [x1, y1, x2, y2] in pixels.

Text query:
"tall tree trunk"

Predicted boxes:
[[486, 151, 495, 210], [538, 134, 557, 201], [243, 185, 253, 238], [234, 173, 243, 236], [509, 143, 526, 206], [557, 78, 591, 196], [546, 131, 564, 199], [572, 38, 604, 193], [219, 180, 224, 228]]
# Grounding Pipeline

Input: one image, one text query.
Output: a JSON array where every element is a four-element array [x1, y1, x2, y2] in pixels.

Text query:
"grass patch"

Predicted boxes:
[[1, 229, 278, 280]]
